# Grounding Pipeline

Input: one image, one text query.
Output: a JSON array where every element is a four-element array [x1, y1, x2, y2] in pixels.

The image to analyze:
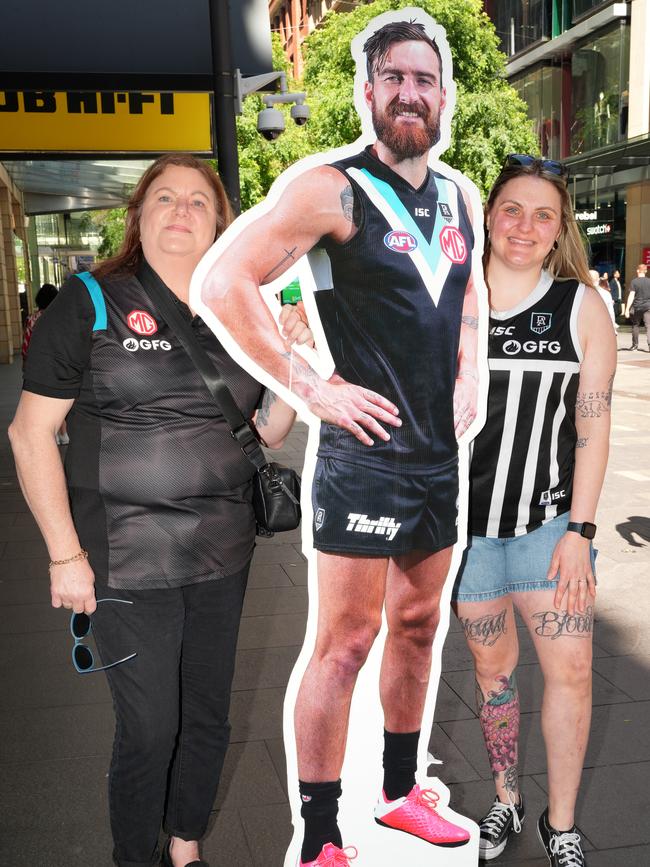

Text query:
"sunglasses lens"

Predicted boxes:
[[71, 612, 91, 638], [73, 644, 94, 671]]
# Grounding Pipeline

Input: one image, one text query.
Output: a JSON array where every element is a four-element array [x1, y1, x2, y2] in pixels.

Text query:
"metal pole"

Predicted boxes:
[[208, 0, 241, 215]]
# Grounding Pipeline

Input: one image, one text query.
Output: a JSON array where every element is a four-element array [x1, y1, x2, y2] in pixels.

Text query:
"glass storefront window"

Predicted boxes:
[[570, 22, 630, 155], [487, 0, 552, 58], [572, 1, 611, 24], [512, 63, 562, 159]]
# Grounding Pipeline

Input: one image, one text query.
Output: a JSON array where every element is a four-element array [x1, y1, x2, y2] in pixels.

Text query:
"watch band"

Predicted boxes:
[[567, 521, 597, 540]]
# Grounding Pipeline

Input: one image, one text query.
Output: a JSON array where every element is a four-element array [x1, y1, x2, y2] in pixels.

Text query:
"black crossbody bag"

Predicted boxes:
[[138, 262, 301, 537]]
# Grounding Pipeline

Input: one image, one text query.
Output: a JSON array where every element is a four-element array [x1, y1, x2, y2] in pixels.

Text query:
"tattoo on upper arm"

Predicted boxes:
[[340, 185, 354, 223], [576, 437, 589, 448], [460, 609, 507, 646], [461, 315, 479, 330], [575, 372, 615, 418], [532, 606, 593, 639], [256, 390, 277, 428], [262, 247, 298, 283]]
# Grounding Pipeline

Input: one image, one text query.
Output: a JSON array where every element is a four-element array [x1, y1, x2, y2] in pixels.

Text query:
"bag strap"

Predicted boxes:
[[136, 259, 269, 473]]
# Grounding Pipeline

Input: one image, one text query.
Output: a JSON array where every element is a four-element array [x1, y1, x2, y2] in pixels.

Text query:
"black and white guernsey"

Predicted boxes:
[[470, 272, 585, 538]]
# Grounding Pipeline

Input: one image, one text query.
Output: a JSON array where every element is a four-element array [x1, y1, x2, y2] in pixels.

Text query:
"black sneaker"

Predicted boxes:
[[478, 793, 525, 860], [537, 808, 587, 866]]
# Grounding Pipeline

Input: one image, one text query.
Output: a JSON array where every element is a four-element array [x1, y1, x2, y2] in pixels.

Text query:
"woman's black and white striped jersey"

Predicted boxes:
[[469, 272, 585, 538]]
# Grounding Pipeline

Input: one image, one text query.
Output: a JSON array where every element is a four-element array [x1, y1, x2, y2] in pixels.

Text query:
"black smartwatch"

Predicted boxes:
[[567, 521, 597, 540]]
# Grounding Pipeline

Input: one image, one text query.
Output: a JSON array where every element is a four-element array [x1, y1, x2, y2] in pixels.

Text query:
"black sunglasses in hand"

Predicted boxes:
[[70, 598, 137, 674]]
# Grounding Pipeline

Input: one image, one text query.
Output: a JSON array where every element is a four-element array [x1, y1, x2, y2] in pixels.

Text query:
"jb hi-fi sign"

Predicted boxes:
[[0, 90, 211, 153]]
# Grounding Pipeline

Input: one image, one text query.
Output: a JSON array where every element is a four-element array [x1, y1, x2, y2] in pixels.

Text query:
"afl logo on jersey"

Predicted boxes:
[[439, 225, 467, 264], [384, 230, 418, 253], [127, 309, 158, 336]]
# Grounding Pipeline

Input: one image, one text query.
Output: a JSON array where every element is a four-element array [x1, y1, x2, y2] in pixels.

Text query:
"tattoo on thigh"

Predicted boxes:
[[477, 673, 520, 779], [460, 609, 507, 646], [532, 606, 594, 640]]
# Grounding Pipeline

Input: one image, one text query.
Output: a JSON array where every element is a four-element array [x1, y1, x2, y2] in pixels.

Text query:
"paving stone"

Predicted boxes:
[[0, 492, 29, 512], [265, 737, 289, 797], [0, 601, 69, 633], [230, 686, 285, 743], [586, 845, 650, 866], [2, 536, 48, 558], [232, 645, 300, 692], [592, 654, 650, 700], [0, 702, 114, 763], [533, 763, 650, 850], [282, 559, 308, 586], [202, 807, 255, 867], [426, 722, 483, 784], [242, 585, 309, 617], [0, 575, 51, 605], [241, 802, 293, 867], [0, 660, 111, 709], [252, 543, 306, 566], [237, 613, 306, 650], [0, 556, 49, 579], [433, 677, 476, 722], [214, 741, 287, 811], [248, 562, 294, 589], [0, 627, 71, 669], [0, 520, 45, 542]]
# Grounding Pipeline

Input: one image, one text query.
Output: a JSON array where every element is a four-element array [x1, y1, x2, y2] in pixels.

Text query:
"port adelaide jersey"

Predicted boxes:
[[470, 272, 585, 538], [23, 265, 263, 589], [315, 146, 474, 467]]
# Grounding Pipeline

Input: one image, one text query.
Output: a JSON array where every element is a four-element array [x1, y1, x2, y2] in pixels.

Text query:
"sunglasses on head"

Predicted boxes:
[[503, 153, 569, 181], [70, 598, 137, 674]]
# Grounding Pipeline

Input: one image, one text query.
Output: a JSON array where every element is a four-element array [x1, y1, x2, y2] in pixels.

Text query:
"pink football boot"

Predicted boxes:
[[299, 843, 358, 866], [374, 784, 470, 846]]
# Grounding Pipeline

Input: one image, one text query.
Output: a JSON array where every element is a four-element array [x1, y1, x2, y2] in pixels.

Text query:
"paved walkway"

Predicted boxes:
[[1, 330, 648, 866]]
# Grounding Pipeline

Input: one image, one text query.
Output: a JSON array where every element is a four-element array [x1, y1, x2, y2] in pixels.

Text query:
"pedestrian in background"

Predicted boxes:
[[624, 263, 650, 351]]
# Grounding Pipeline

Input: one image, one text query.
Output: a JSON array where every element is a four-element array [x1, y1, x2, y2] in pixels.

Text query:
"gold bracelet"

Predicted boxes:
[[49, 549, 89, 568]]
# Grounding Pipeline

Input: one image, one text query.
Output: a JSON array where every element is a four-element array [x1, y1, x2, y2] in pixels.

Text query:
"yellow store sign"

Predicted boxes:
[[0, 91, 212, 153]]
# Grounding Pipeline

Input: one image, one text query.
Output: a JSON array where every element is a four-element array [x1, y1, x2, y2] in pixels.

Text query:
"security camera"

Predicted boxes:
[[257, 107, 285, 141], [291, 103, 310, 126]]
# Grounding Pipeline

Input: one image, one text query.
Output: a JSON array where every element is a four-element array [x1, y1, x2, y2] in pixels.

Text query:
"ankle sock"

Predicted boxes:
[[299, 779, 342, 863], [382, 729, 419, 800]]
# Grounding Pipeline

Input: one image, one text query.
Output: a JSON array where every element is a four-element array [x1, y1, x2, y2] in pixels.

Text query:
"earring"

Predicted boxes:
[[553, 240, 558, 250]]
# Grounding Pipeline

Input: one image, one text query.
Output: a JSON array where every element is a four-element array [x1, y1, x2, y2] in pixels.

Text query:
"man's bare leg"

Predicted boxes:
[[380, 546, 453, 733], [294, 552, 387, 862]]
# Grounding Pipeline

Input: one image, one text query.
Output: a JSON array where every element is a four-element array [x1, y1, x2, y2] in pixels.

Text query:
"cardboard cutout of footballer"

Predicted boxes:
[[190, 8, 488, 865]]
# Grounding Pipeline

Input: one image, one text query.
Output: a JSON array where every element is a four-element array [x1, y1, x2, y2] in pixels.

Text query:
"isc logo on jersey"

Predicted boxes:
[[384, 230, 418, 253], [439, 225, 467, 264], [123, 337, 172, 352], [127, 309, 158, 335]]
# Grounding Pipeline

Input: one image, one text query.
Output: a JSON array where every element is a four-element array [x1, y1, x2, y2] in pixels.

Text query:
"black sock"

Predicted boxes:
[[299, 779, 342, 863], [382, 729, 419, 800]]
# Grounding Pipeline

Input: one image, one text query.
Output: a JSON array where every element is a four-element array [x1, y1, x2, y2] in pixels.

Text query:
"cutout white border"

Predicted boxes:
[[190, 8, 490, 865]]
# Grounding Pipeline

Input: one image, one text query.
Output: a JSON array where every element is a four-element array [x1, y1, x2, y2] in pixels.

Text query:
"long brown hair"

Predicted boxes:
[[94, 154, 234, 280], [484, 161, 592, 287]]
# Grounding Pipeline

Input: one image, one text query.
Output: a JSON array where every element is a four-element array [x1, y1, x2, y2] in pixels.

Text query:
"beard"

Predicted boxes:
[[372, 97, 441, 160]]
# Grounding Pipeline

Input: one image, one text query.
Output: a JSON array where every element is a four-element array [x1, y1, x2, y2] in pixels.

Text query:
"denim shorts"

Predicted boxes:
[[452, 512, 597, 602]]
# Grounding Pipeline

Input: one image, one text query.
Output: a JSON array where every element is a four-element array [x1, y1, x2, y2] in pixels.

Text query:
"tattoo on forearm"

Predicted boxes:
[[576, 372, 614, 418], [262, 246, 298, 283], [461, 315, 479, 330], [576, 437, 589, 448], [476, 673, 520, 781], [280, 350, 319, 384], [256, 390, 277, 427], [532, 606, 594, 640], [460, 609, 506, 646], [340, 184, 354, 223]]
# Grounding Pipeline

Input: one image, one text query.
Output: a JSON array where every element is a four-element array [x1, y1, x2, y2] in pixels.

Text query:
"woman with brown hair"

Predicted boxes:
[[452, 155, 615, 866], [9, 154, 307, 867]]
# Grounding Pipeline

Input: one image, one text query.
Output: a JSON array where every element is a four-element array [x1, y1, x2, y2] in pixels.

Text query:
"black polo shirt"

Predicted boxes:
[[23, 266, 263, 589]]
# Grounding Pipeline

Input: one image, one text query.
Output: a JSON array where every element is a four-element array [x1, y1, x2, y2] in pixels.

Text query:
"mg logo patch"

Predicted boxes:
[[530, 312, 552, 334], [439, 225, 467, 264], [314, 508, 325, 531], [127, 309, 158, 336], [384, 230, 418, 253]]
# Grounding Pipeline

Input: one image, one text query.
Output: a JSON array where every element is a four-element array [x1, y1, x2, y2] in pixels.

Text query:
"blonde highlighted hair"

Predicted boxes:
[[484, 160, 592, 287]]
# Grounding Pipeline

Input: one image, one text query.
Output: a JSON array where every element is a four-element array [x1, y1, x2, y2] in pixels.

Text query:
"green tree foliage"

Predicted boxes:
[[94, 208, 127, 259], [238, 0, 537, 205]]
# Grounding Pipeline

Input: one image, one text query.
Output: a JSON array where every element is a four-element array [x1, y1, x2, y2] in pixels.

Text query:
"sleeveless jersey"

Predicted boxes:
[[315, 146, 474, 468], [469, 272, 585, 538]]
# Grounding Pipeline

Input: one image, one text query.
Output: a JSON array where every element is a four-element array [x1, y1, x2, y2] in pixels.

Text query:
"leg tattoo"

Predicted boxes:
[[477, 673, 520, 798]]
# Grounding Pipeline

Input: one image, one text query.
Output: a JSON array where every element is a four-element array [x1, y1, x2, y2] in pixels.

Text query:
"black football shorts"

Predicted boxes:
[[311, 455, 459, 556]]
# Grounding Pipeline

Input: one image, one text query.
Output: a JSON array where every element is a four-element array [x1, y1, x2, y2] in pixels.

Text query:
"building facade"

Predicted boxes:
[[484, 0, 650, 288]]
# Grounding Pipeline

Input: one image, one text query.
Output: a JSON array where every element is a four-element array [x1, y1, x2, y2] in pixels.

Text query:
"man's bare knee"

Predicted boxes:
[[316, 621, 382, 683], [389, 604, 440, 649]]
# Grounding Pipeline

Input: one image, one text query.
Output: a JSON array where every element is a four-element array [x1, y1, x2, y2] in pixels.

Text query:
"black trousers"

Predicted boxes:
[[92, 564, 250, 867], [631, 307, 650, 348]]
